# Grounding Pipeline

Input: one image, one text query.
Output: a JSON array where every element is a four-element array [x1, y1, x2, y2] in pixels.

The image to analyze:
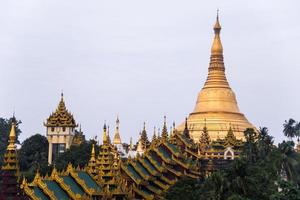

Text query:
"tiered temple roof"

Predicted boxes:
[[45, 93, 77, 127], [21, 164, 102, 199], [120, 131, 201, 200]]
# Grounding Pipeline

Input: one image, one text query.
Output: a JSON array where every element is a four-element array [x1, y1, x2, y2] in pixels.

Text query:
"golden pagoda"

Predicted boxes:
[[178, 14, 255, 141], [113, 117, 122, 145], [96, 124, 120, 186]]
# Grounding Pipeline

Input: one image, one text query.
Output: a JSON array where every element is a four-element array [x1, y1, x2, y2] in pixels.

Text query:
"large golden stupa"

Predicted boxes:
[[178, 15, 255, 141]]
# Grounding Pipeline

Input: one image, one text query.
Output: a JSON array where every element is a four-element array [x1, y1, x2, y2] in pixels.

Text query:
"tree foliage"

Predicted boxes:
[[164, 177, 202, 200], [18, 134, 51, 181], [18, 134, 50, 181], [54, 140, 97, 171]]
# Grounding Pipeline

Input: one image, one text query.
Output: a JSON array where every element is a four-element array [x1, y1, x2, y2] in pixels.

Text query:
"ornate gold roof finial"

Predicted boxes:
[[103, 122, 108, 145], [161, 116, 168, 140], [183, 117, 190, 138], [129, 137, 133, 150], [211, 10, 223, 57], [107, 125, 111, 144], [143, 121, 146, 131], [91, 143, 95, 159], [152, 126, 157, 143], [113, 116, 122, 145], [7, 118, 17, 151]]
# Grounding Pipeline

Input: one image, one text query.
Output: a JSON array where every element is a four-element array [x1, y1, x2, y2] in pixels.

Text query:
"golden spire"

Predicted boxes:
[[211, 11, 223, 57], [103, 123, 108, 145], [136, 135, 144, 154], [129, 137, 133, 150], [113, 116, 122, 145], [204, 11, 229, 89], [7, 118, 17, 151], [161, 116, 168, 140], [91, 143, 95, 159]]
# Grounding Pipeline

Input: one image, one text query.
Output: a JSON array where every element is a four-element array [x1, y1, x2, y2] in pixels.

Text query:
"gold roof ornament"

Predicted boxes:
[[129, 137, 133, 150], [45, 93, 77, 127], [102, 123, 108, 145], [113, 116, 122, 145], [161, 116, 169, 141], [136, 136, 144, 154], [224, 125, 238, 147], [178, 12, 255, 141], [151, 126, 157, 145], [7, 119, 17, 151]]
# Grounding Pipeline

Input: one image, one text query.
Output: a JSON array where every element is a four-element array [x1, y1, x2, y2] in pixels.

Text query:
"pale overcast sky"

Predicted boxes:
[[1, 0, 299, 144]]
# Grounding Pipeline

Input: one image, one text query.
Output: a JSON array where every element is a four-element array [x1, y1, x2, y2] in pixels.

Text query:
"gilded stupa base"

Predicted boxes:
[[177, 112, 254, 142]]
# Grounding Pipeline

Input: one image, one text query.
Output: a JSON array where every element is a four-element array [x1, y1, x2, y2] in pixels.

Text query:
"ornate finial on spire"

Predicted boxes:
[[183, 117, 190, 138], [211, 11, 223, 56], [129, 137, 133, 150], [103, 122, 108, 144], [107, 125, 111, 144], [7, 119, 17, 151], [214, 9, 221, 33], [141, 122, 149, 149], [136, 136, 144, 154], [161, 116, 168, 140], [113, 116, 121, 145], [116, 115, 120, 124], [152, 126, 157, 144], [91, 143, 95, 158]]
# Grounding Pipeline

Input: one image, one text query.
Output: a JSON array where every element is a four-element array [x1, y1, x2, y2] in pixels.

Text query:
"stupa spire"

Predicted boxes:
[[7, 118, 17, 151], [113, 116, 122, 145], [204, 11, 229, 89], [161, 116, 168, 140], [178, 13, 255, 142], [103, 123, 108, 145]]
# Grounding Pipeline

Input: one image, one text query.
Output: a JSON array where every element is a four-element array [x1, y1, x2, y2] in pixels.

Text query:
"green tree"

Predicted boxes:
[[200, 171, 229, 200], [277, 141, 300, 185], [242, 128, 258, 163], [270, 180, 300, 200], [283, 119, 297, 140], [54, 140, 97, 171], [163, 177, 202, 200], [18, 134, 50, 181]]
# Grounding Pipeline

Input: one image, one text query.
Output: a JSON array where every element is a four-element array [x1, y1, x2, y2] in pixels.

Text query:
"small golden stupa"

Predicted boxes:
[[178, 14, 255, 142]]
